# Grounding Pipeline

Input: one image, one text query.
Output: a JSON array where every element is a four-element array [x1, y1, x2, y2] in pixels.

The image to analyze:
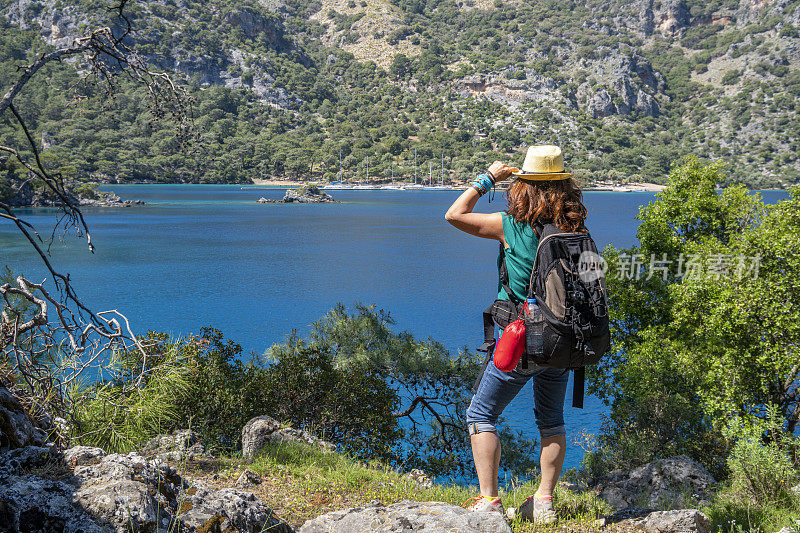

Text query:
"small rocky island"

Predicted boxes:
[[258, 184, 336, 204]]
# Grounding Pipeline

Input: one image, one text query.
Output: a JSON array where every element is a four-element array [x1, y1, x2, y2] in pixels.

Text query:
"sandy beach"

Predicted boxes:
[[583, 182, 667, 192], [627, 182, 667, 191], [249, 178, 308, 186]]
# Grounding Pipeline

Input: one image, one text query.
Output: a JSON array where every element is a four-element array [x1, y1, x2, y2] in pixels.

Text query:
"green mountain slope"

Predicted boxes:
[[1, 0, 798, 187]]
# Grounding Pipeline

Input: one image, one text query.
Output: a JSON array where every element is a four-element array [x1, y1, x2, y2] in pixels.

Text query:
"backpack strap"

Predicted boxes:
[[481, 305, 496, 350], [498, 247, 521, 304], [501, 219, 548, 303], [572, 367, 585, 409], [532, 220, 545, 239], [472, 304, 497, 394]]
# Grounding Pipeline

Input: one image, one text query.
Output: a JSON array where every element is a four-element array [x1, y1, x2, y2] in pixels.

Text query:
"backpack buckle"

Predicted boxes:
[[477, 341, 496, 354]]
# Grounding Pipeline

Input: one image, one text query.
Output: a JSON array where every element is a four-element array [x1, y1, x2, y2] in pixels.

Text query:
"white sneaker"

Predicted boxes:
[[463, 495, 506, 515], [515, 493, 557, 524]]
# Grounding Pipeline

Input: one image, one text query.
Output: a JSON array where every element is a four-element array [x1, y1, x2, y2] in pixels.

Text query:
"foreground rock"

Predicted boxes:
[[0, 386, 47, 452], [601, 507, 712, 533], [242, 414, 334, 461], [0, 447, 104, 532], [598, 455, 716, 510], [299, 500, 512, 533], [63, 445, 105, 467], [236, 468, 262, 488], [643, 510, 712, 533], [0, 445, 293, 532], [142, 429, 209, 461], [404, 468, 433, 489], [257, 184, 336, 203]]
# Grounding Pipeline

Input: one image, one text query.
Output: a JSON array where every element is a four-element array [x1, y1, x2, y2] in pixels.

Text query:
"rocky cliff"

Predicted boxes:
[[2, 0, 799, 186]]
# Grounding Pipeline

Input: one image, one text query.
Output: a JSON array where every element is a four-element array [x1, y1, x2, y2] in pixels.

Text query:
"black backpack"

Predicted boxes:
[[475, 221, 610, 408]]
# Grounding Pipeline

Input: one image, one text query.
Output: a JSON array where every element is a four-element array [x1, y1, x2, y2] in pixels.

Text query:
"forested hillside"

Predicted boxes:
[[1, 0, 799, 187]]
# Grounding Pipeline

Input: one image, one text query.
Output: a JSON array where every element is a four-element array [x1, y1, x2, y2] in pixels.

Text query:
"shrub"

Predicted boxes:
[[73, 182, 99, 200], [721, 69, 741, 85], [257, 331, 401, 461], [780, 24, 799, 38], [71, 336, 193, 452], [724, 410, 800, 508], [727, 437, 798, 508]]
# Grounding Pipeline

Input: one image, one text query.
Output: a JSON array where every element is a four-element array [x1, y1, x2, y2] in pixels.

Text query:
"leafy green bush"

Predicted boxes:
[[255, 330, 402, 461], [722, 69, 741, 85], [152, 324, 402, 459], [780, 24, 799, 38], [724, 409, 799, 508], [727, 437, 798, 508]]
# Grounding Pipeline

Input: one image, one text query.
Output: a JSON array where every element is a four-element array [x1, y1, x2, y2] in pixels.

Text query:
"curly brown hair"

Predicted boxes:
[[504, 177, 587, 232]]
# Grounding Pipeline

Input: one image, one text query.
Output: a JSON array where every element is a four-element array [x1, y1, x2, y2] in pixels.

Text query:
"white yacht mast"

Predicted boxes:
[[414, 148, 417, 185]]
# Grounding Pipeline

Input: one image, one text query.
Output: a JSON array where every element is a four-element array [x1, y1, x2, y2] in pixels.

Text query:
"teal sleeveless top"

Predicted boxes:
[[497, 212, 539, 301]]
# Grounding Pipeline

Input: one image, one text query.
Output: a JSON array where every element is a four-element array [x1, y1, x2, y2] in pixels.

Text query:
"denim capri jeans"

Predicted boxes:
[[466, 359, 570, 438]]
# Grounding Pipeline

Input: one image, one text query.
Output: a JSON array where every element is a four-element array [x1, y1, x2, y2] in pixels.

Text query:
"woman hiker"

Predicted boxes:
[[444, 145, 588, 524]]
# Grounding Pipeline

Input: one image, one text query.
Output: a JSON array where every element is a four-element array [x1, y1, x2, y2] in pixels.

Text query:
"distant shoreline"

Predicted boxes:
[[245, 180, 668, 193], [100, 182, 791, 193]]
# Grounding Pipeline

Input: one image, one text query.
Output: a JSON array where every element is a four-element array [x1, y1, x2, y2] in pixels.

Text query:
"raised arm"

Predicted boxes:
[[445, 161, 518, 242]]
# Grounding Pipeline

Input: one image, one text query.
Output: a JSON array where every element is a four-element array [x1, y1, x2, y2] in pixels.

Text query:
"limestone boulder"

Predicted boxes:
[[0, 445, 293, 532], [141, 429, 208, 461], [600, 507, 712, 533], [242, 415, 334, 461], [63, 446, 106, 467], [597, 455, 716, 511], [643, 509, 712, 533], [298, 500, 512, 533], [0, 386, 47, 452]]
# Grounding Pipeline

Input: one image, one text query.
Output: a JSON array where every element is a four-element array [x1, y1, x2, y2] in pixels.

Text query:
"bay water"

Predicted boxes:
[[0, 185, 789, 472]]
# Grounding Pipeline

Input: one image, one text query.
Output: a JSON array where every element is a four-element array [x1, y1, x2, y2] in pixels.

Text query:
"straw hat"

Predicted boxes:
[[512, 145, 572, 180]]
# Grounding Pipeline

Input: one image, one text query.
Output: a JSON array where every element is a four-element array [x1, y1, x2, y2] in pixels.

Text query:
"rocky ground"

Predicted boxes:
[[0, 384, 744, 533]]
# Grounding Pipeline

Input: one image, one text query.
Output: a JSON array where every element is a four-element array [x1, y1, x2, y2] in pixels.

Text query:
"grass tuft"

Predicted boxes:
[[178, 441, 612, 531]]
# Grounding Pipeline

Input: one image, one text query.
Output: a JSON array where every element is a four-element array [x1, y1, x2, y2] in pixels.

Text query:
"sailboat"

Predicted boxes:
[[324, 148, 352, 189], [422, 155, 450, 190], [405, 148, 424, 189], [382, 160, 405, 189], [353, 156, 377, 189], [422, 161, 439, 190]]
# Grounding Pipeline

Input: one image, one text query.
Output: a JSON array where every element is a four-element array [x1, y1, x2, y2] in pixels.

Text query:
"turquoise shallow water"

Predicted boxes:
[[0, 185, 789, 472]]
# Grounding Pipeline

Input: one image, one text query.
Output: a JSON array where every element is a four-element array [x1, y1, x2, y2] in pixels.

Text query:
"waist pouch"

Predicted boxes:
[[488, 299, 522, 329]]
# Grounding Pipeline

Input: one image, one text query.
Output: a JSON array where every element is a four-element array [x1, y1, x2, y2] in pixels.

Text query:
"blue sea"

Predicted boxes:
[[0, 185, 790, 473]]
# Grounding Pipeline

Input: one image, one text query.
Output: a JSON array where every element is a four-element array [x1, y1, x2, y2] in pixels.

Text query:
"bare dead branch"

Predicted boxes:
[[1, 0, 190, 448], [0, 43, 92, 118]]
